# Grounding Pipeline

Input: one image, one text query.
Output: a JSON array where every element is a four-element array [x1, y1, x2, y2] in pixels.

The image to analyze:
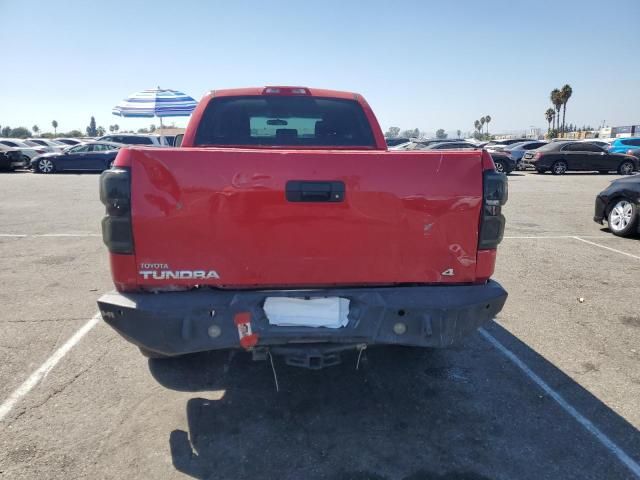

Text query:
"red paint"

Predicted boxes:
[[475, 249, 497, 283], [109, 253, 138, 291], [234, 312, 258, 349]]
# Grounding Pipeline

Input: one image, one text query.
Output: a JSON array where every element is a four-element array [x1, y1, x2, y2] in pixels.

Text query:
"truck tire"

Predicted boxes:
[[493, 159, 506, 173]]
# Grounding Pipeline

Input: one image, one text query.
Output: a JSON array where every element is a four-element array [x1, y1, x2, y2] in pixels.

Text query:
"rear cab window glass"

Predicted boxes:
[[194, 96, 376, 147]]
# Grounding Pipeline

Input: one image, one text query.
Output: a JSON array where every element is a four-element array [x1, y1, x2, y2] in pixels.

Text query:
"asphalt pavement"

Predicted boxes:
[[0, 170, 639, 480]]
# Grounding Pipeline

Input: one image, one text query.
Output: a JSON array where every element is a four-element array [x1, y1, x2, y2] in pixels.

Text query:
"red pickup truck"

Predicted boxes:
[[98, 86, 507, 369]]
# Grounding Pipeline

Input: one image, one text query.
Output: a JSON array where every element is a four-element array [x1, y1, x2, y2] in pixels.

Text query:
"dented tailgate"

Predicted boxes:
[[123, 147, 484, 289]]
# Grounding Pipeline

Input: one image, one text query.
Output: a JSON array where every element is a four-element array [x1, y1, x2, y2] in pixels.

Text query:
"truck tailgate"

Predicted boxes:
[[125, 147, 484, 288]]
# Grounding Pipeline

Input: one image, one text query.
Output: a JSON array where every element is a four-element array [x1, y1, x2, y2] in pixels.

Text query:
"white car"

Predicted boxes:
[[0, 138, 47, 160], [54, 137, 83, 146], [97, 134, 170, 146], [24, 138, 67, 152]]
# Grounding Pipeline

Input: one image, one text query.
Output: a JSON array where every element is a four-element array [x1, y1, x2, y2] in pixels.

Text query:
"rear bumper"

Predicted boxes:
[[98, 281, 508, 357]]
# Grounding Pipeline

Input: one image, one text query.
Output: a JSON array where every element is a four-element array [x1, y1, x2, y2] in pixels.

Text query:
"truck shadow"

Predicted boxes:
[[149, 323, 640, 480]]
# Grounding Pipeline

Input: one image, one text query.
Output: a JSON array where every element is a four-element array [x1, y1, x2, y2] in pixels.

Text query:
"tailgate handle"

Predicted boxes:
[[286, 181, 345, 202]]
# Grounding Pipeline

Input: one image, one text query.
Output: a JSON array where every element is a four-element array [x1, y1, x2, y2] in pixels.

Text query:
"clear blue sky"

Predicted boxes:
[[2, 0, 639, 136]]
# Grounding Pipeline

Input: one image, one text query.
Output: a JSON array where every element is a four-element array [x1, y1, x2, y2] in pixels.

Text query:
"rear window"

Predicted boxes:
[[194, 96, 376, 147]]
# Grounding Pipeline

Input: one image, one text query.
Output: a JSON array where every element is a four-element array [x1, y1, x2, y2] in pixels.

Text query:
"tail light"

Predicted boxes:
[[262, 86, 310, 95], [479, 169, 508, 250], [100, 168, 133, 254]]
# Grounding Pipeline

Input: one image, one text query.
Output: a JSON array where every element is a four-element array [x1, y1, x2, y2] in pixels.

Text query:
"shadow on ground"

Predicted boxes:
[[149, 323, 640, 480]]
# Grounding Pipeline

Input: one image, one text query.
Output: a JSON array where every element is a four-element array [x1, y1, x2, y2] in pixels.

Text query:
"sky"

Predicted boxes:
[[1, 0, 639, 137]]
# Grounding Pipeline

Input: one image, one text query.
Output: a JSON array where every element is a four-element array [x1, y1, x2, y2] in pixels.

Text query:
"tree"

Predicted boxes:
[[435, 129, 447, 139], [474, 120, 480, 133], [96, 126, 106, 136], [86, 116, 97, 137], [456, 129, 462, 139], [66, 130, 83, 138], [149, 124, 155, 133], [480, 117, 486, 133], [485, 115, 491, 135], [400, 128, 420, 138], [550, 89, 563, 133], [32, 125, 40, 136], [384, 127, 400, 138], [51, 120, 58, 135], [114, 124, 119, 133], [1, 126, 10, 137], [560, 84, 572, 134], [545, 108, 555, 133], [10, 127, 32, 138], [109, 125, 115, 133]]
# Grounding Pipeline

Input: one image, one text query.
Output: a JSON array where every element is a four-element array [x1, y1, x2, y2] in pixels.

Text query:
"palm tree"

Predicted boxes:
[[114, 124, 119, 132], [480, 117, 486, 134], [560, 84, 572, 134], [485, 115, 491, 135], [474, 120, 480, 132], [51, 120, 58, 136], [456, 129, 462, 139], [550, 89, 562, 133], [545, 108, 555, 133], [32, 125, 40, 136]]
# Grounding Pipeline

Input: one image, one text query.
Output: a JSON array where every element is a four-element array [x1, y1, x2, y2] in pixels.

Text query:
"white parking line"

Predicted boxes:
[[0, 233, 100, 238], [0, 314, 101, 423], [503, 235, 606, 239], [572, 236, 640, 260], [480, 328, 640, 478]]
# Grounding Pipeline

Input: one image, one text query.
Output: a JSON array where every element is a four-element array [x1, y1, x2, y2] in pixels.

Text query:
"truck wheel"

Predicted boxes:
[[618, 160, 634, 175], [139, 347, 169, 359], [494, 160, 506, 173], [608, 199, 637, 237], [551, 161, 567, 175], [37, 158, 55, 174]]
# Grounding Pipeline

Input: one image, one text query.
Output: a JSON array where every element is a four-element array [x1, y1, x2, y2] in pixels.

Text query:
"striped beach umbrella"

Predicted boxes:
[[112, 87, 197, 135]]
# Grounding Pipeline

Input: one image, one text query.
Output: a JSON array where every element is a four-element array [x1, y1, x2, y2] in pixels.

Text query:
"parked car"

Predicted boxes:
[[523, 141, 638, 174], [485, 138, 531, 151], [385, 137, 411, 147], [31, 141, 122, 173], [502, 141, 548, 170], [608, 137, 640, 154], [24, 138, 66, 152], [489, 151, 516, 174], [97, 85, 508, 365], [0, 138, 48, 160], [594, 175, 640, 237], [423, 141, 478, 150], [388, 139, 463, 151], [54, 137, 83, 146], [0, 150, 28, 171], [97, 134, 168, 146], [625, 148, 640, 159]]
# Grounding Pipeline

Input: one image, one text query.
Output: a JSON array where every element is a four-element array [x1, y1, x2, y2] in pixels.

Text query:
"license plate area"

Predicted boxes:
[[264, 297, 350, 329]]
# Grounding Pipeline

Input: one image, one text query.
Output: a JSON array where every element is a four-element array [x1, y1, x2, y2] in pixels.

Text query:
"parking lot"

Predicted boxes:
[[0, 170, 639, 480]]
